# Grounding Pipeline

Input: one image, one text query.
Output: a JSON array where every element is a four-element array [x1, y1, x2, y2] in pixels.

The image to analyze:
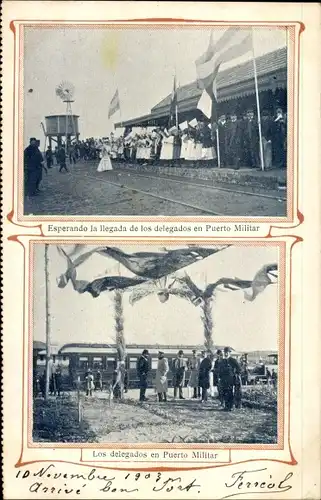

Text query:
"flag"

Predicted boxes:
[[97, 246, 230, 280], [175, 262, 277, 305], [56, 245, 231, 296], [197, 89, 212, 119], [244, 263, 278, 302], [108, 89, 120, 119], [195, 28, 252, 122], [195, 28, 252, 91], [168, 75, 178, 128]]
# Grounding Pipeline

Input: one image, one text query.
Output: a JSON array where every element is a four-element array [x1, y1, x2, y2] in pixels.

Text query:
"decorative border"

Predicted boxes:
[[6, 236, 301, 471], [7, 20, 304, 226]]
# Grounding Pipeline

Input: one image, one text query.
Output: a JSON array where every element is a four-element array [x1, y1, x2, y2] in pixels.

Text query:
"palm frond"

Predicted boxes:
[[175, 273, 203, 297], [129, 284, 158, 305], [168, 288, 200, 304]]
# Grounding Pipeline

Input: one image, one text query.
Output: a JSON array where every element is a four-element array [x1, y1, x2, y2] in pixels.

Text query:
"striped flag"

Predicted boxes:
[[108, 89, 120, 119], [195, 28, 252, 121]]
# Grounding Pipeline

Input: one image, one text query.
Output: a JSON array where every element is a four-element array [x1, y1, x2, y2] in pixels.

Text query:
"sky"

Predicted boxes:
[[33, 244, 279, 352], [23, 26, 287, 143]]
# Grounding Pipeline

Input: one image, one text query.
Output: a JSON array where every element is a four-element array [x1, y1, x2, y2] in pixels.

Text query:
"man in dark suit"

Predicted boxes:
[[214, 349, 224, 405], [57, 146, 69, 172], [172, 350, 187, 399], [198, 351, 213, 402], [137, 349, 150, 402], [242, 109, 260, 168], [218, 347, 242, 411], [226, 113, 243, 170], [217, 115, 228, 167], [272, 107, 287, 169], [24, 137, 45, 196]]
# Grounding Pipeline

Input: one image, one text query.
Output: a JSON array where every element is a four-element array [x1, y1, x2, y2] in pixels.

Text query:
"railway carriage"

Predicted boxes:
[[58, 343, 208, 390], [34, 342, 237, 391]]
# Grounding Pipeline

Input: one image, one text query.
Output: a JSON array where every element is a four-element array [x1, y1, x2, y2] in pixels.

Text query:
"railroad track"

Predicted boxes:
[[78, 171, 224, 215], [112, 168, 287, 202]]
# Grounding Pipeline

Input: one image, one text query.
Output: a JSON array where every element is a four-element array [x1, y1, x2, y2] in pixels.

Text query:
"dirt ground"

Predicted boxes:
[[33, 388, 277, 444], [24, 161, 286, 217]]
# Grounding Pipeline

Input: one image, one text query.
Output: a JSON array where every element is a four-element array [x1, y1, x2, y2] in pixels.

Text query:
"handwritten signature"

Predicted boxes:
[[222, 467, 293, 498], [16, 464, 201, 495]]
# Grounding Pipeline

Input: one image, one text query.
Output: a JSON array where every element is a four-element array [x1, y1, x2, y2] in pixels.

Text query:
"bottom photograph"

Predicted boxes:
[[31, 243, 280, 445]]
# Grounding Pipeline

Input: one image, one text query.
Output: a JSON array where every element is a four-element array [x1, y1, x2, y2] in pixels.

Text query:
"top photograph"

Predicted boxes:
[[22, 24, 292, 218]]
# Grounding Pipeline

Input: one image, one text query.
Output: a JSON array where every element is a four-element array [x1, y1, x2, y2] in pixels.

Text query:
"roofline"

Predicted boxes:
[[58, 342, 235, 354], [45, 115, 80, 119]]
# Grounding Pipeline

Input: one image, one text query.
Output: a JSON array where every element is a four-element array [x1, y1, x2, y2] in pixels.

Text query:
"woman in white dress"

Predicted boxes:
[[97, 142, 113, 172]]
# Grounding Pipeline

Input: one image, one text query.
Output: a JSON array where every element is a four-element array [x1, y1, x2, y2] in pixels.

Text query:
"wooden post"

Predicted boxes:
[[251, 28, 265, 171], [44, 244, 51, 400]]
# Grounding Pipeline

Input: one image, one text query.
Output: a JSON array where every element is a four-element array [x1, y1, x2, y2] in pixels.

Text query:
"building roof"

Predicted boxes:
[[152, 47, 287, 112], [115, 47, 287, 128], [33, 340, 46, 351]]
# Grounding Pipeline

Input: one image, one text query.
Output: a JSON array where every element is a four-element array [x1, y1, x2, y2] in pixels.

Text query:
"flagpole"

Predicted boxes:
[[175, 67, 178, 128], [44, 244, 51, 400], [251, 28, 265, 171], [216, 127, 221, 168]]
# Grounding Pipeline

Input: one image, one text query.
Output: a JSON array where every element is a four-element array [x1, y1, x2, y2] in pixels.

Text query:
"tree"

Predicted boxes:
[[129, 265, 278, 350]]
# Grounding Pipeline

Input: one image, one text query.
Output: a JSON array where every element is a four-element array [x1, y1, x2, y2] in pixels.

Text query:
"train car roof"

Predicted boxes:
[[58, 343, 235, 355]]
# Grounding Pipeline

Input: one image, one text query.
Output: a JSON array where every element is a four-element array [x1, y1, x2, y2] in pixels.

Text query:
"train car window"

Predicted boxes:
[[151, 358, 158, 370], [79, 356, 89, 369], [129, 358, 137, 369], [93, 357, 103, 369]]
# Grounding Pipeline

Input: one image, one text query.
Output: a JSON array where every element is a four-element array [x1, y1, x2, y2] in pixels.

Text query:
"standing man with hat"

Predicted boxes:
[[217, 115, 228, 167], [187, 349, 200, 399], [198, 350, 213, 403], [242, 109, 260, 168], [155, 351, 169, 402], [214, 349, 224, 405], [137, 349, 150, 402], [226, 112, 243, 170], [24, 137, 45, 197], [172, 350, 187, 400], [218, 347, 242, 411]]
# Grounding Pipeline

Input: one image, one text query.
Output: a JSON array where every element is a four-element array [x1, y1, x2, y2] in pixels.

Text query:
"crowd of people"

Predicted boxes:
[[24, 107, 286, 196], [33, 347, 277, 413], [136, 347, 243, 411], [89, 107, 286, 171]]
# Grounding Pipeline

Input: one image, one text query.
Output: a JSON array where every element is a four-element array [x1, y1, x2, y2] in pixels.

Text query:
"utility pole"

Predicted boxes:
[[44, 244, 51, 399]]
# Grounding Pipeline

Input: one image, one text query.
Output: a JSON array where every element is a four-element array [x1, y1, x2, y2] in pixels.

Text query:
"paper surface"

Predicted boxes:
[[2, 2, 321, 499]]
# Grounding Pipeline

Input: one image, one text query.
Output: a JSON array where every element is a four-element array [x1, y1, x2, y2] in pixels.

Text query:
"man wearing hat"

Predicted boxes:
[[137, 349, 150, 402], [218, 115, 228, 167], [272, 107, 287, 168], [261, 109, 273, 169], [24, 137, 45, 196], [172, 350, 187, 399], [187, 350, 200, 399], [214, 349, 224, 405], [198, 350, 213, 402], [218, 347, 242, 411], [242, 109, 260, 168], [155, 351, 169, 402], [226, 112, 243, 170]]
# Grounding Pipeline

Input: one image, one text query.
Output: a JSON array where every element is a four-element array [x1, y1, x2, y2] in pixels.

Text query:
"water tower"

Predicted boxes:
[[44, 113, 80, 150], [52, 81, 79, 153]]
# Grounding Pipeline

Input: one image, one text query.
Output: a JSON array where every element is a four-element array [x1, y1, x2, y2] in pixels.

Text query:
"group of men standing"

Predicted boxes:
[[217, 107, 287, 170], [137, 347, 242, 412]]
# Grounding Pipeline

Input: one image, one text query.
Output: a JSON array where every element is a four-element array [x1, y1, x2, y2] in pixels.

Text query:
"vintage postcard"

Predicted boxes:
[[2, 1, 321, 500]]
